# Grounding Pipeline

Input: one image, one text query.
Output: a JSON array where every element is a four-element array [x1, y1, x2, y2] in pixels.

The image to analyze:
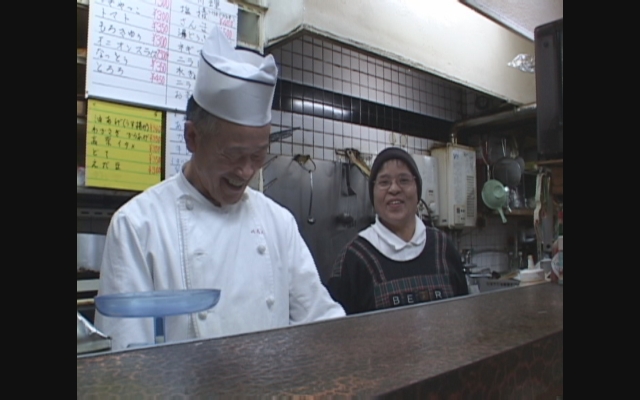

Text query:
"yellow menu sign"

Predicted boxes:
[[85, 99, 163, 191]]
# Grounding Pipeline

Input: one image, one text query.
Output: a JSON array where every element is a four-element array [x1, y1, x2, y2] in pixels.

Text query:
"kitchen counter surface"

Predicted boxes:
[[77, 283, 563, 399]]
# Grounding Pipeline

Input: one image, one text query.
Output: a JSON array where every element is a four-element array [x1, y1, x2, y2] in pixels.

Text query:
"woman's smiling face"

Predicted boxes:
[[372, 159, 419, 234]]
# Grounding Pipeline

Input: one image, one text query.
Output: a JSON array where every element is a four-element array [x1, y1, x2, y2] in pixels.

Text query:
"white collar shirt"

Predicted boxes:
[[358, 215, 427, 262]]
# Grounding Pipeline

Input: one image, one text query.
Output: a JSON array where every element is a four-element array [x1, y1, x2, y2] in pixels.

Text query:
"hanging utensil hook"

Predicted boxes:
[[293, 154, 316, 172], [294, 155, 316, 224]]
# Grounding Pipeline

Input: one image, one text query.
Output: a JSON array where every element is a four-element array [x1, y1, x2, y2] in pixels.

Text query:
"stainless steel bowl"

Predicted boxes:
[[77, 233, 106, 272]]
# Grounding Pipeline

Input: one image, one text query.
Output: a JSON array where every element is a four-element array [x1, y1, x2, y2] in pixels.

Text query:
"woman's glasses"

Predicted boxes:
[[374, 174, 416, 190]]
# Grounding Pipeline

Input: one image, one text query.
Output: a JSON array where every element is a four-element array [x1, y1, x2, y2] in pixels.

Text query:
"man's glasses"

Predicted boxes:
[[374, 174, 416, 190]]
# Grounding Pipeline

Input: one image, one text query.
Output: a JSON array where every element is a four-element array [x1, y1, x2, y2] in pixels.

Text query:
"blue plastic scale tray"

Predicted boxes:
[[95, 289, 221, 318]]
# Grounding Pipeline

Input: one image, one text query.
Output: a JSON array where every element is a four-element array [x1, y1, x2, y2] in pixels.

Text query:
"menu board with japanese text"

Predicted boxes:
[[165, 111, 191, 178], [86, 0, 238, 112], [85, 99, 163, 191]]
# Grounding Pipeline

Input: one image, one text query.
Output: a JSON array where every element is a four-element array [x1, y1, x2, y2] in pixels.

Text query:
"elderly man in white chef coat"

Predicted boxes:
[[95, 26, 345, 351]]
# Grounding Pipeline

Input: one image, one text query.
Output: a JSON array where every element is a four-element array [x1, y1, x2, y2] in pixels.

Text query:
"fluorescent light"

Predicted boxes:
[[292, 99, 350, 118]]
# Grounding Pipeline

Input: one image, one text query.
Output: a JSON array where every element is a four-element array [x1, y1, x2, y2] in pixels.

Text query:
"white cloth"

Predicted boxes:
[[358, 215, 426, 261], [95, 170, 345, 351]]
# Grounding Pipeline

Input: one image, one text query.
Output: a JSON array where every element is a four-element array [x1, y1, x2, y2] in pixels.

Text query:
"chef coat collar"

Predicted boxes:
[[177, 165, 248, 212]]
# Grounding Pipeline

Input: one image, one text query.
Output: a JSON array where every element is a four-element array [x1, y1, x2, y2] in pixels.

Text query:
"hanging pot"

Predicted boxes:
[[492, 157, 522, 188], [481, 179, 509, 223]]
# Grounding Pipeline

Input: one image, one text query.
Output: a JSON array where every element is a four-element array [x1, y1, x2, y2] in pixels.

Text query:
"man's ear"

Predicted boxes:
[[184, 121, 197, 153]]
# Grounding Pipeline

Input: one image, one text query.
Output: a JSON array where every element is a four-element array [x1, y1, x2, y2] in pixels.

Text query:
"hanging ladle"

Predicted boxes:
[[294, 154, 317, 225], [336, 162, 356, 226]]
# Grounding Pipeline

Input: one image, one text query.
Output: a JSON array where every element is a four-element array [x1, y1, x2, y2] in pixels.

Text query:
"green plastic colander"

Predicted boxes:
[[481, 179, 509, 223]]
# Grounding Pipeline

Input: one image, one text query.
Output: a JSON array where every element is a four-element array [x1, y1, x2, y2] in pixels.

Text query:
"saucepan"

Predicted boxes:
[[481, 179, 510, 224], [493, 157, 523, 188]]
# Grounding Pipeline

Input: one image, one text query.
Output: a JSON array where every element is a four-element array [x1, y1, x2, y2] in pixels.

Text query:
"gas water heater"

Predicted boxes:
[[411, 154, 440, 224], [431, 143, 477, 229]]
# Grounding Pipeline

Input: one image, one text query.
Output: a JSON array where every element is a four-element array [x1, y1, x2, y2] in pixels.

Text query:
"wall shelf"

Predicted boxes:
[[487, 208, 534, 218], [507, 209, 534, 217], [535, 159, 563, 167], [77, 186, 139, 198]]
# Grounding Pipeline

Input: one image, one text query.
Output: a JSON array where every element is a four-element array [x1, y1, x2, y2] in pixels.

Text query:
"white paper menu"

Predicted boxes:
[[86, 0, 238, 112], [165, 111, 191, 178]]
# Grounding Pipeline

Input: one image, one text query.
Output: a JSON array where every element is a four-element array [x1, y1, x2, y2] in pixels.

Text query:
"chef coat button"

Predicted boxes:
[[198, 311, 207, 320], [186, 200, 194, 210], [266, 296, 275, 308], [257, 245, 266, 254]]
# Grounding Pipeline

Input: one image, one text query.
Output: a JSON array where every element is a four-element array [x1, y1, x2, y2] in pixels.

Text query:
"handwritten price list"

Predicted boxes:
[[165, 112, 192, 178], [86, 99, 163, 191], [86, 0, 238, 112]]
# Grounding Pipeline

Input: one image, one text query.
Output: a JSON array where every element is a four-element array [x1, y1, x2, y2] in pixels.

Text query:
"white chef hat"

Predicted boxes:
[[193, 26, 278, 127]]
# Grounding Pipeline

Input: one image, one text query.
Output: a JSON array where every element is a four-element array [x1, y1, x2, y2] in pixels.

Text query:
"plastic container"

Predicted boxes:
[[477, 277, 520, 292], [552, 250, 563, 283], [527, 255, 535, 269], [552, 236, 563, 284], [518, 268, 545, 282], [539, 257, 552, 275]]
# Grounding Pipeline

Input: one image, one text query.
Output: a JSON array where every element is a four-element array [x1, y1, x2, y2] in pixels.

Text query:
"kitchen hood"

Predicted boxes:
[[255, 0, 536, 105], [459, 0, 564, 42]]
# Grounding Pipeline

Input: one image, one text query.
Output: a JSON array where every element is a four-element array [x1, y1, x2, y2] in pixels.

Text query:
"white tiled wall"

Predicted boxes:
[[271, 108, 435, 163], [267, 35, 478, 162], [276, 38, 461, 120]]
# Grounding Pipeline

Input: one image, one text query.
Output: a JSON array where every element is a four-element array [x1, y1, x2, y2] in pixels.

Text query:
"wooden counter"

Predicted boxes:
[[77, 283, 563, 399]]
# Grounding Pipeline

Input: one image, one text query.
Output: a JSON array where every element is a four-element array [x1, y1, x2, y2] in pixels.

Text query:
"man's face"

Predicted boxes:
[[372, 159, 419, 232], [185, 118, 270, 206]]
